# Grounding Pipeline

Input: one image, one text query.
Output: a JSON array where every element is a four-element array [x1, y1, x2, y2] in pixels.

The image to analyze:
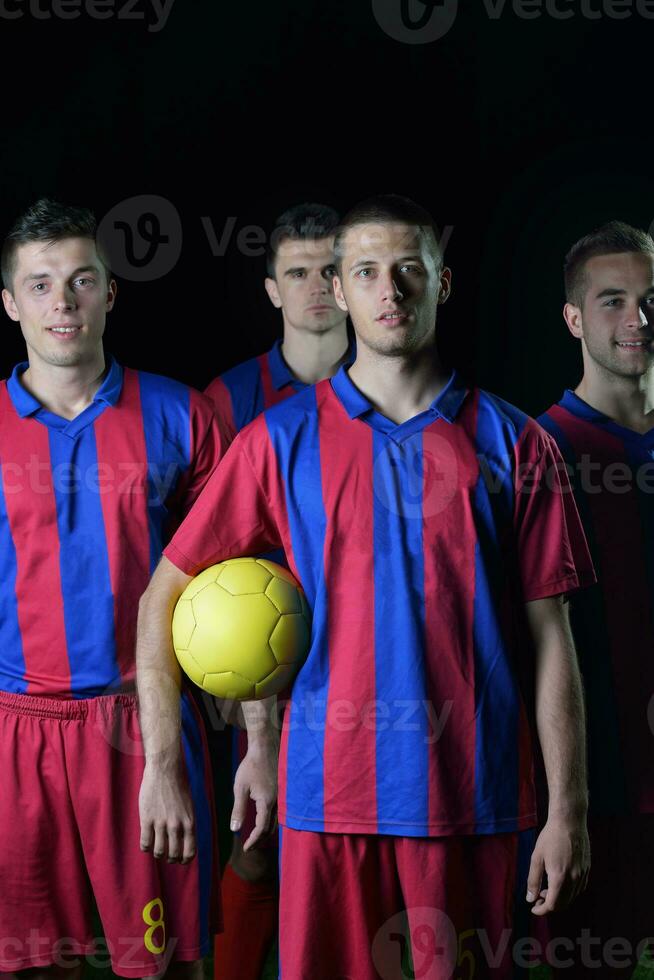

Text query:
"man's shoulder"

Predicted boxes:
[[473, 386, 545, 446], [123, 366, 218, 426], [215, 351, 267, 390]]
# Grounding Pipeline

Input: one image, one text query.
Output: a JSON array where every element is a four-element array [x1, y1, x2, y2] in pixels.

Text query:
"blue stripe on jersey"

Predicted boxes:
[[0, 463, 26, 692], [472, 394, 521, 830], [138, 373, 191, 574], [372, 430, 429, 833], [181, 691, 212, 956], [264, 389, 329, 829], [48, 428, 119, 696], [221, 359, 265, 433]]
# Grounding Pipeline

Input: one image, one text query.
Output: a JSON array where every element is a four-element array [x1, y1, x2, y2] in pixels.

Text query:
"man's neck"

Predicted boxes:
[[281, 323, 350, 385], [348, 345, 451, 426], [575, 368, 654, 434], [20, 353, 108, 421]]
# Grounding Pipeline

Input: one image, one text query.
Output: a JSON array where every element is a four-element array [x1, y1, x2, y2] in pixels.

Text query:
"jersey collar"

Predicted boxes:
[[268, 340, 298, 391], [331, 364, 468, 432], [268, 337, 357, 392], [559, 389, 608, 424], [7, 354, 124, 420]]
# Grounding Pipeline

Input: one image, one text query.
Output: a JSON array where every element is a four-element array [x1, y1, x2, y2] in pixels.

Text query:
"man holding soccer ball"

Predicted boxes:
[[204, 202, 351, 980], [137, 195, 596, 979]]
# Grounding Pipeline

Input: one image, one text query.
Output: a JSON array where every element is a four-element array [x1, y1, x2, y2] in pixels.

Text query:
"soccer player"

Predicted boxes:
[[204, 203, 351, 980], [137, 195, 596, 980], [537, 222, 654, 977], [0, 199, 228, 980]]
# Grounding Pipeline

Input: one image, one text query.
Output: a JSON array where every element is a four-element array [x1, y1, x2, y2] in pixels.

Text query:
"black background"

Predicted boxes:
[[1, 0, 652, 418]]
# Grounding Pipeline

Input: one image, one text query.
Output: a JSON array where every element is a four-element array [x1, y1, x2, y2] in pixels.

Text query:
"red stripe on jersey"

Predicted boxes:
[[249, 417, 300, 821], [549, 404, 654, 810], [93, 368, 151, 687], [317, 385, 378, 830], [422, 397, 480, 828], [204, 376, 237, 442], [0, 396, 70, 694], [259, 353, 292, 410]]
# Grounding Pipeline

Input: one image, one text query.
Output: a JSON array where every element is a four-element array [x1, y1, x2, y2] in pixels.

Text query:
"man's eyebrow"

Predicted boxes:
[[283, 266, 307, 276], [23, 265, 100, 284], [595, 287, 626, 298], [349, 254, 424, 271]]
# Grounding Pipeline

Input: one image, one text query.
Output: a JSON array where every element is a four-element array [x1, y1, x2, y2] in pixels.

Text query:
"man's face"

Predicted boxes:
[[265, 236, 344, 334], [333, 222, 450, 357], [2, 237, 116, 369], [566, 252, 654, 380]]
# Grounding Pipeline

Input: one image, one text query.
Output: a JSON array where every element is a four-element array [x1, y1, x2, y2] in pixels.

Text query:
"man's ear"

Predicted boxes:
[[265, 277, 282, 310]]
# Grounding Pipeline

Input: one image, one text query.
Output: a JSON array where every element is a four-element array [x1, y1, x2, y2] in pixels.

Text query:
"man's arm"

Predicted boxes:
[[136, 556, 281, 861], [136, 556, 195, 864], [525, 594, 590, 916]]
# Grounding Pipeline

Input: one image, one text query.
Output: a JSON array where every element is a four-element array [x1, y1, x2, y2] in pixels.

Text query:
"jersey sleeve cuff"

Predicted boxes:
[[162, 542, 202, 577], [522, 567, 597, 603]]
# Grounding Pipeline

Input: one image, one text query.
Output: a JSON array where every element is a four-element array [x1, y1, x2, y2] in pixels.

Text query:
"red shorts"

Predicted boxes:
[[278, 826, 535, 980], [0, 689, 220, 978]]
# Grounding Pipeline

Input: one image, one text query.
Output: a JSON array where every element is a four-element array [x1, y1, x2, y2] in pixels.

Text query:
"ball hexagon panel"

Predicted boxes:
[[175, 647, 208, 689], [203, 670, 256, 700], [255, 663, 297, 699], [265, 575, 302, 615], [172, 597, 197, 652], [181, 564, 221, 600], [217, 559, 273, 596], [190, 588, 279, 678], [270, 613, 311, 666]]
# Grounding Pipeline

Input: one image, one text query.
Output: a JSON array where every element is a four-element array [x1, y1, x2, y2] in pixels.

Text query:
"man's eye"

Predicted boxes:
[[75, 278, 93, 287], [356, 268, 374, 279], [324, 266, 336, 280], [32, 283, 47, 291]]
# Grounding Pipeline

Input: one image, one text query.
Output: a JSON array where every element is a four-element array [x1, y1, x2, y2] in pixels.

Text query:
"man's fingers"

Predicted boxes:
[[231, 782, 249, 832], [181, 821, 197, 864], [140, 820, 154, 853], [166, 824, 182, 862], [526, 850, 544, 903], [153, 822, 167, 860], [243, 798, 274, 852], [531, 872, 564, 915]]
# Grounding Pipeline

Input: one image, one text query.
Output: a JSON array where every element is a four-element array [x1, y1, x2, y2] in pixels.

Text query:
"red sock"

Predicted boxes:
[[214, 862, 279, 980]]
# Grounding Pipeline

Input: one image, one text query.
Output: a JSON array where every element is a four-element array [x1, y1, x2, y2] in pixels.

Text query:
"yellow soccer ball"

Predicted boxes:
[[172, 557, 311, 700]]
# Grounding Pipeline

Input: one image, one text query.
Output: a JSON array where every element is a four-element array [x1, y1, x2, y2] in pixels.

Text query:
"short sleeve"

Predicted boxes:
[[204, 375, 238, 444], [164, 416, 283, 577], [164, 389, 234, 535], [513, 422, 597, 602]]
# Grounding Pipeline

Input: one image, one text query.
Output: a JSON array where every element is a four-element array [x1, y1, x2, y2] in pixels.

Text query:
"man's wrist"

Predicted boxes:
[[547, 796, 589, 823]]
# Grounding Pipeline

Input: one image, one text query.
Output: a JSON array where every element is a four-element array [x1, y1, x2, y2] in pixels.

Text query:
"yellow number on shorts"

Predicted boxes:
[[142, 897, 166, 955]]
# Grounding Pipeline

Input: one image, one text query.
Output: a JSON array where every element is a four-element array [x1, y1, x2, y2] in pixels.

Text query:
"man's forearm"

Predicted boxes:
[[241, 696, 279, 750], [532, 598, 588, 818], [136, 561, 191, 771]]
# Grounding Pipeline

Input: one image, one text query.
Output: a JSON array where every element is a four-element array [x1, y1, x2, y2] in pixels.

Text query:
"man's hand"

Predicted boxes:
[[139, 761, 197, 864], [526, 815, 590, 915], [231, 731, 279, 852]]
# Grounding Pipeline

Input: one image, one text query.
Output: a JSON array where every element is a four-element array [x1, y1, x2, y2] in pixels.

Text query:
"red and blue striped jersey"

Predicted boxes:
[[0, 357, 228, 699], [166, 368, 595, 836], [538, 391, 654, 815], [204, 340, 308, 441]]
